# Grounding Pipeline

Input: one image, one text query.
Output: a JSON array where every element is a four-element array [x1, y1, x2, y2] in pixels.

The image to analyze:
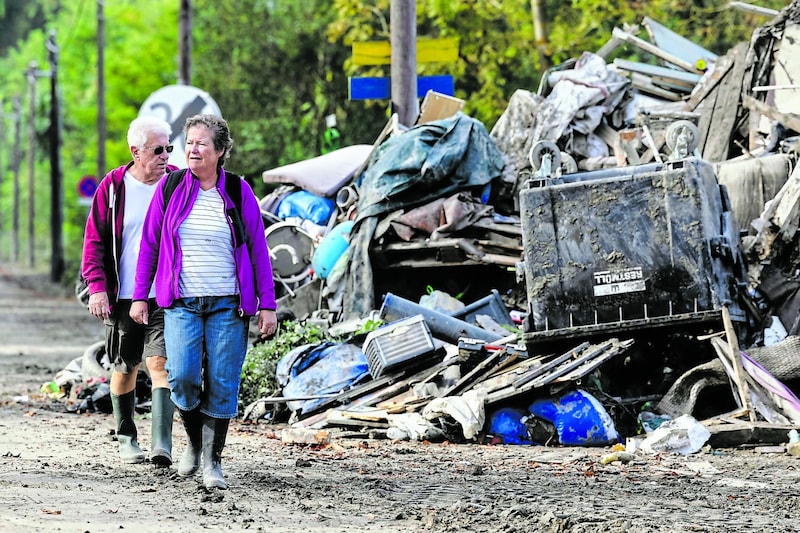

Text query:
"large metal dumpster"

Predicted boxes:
[[519, 157, 749, 348]]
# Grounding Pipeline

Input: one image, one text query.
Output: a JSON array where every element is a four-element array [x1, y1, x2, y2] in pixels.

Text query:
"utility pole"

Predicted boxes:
[[47, 31, 65, 283], [530, 0, 551, 71], [390, 0, 417, 127], [97, 0, 106, 179], [26, 62, 37, 268], [0, 100, 4, 260], [178, 0, 192, 85], [11, 96, 21, 263]]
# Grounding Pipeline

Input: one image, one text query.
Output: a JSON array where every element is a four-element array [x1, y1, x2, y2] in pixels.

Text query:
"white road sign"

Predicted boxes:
[[138, 85, 222, 168]]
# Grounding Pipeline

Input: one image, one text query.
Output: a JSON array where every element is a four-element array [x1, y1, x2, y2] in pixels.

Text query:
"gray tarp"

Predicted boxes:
[[343, 112, 506, 319], [354, 112, 504, 223]]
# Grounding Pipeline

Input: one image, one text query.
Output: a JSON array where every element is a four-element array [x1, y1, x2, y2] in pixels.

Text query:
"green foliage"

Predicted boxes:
[[0, 0, 178, 280], [352, 316, 384, 336], [239, 320, 331, 410], [192, 0, 386, 181]]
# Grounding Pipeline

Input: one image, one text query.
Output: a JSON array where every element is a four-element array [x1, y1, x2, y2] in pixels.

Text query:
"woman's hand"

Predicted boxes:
[[129, 301, 149, 325], [257, 309, 278, 338]]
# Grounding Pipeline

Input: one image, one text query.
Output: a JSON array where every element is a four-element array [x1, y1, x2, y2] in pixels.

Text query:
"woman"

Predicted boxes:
[[130, 114, 277, 490]]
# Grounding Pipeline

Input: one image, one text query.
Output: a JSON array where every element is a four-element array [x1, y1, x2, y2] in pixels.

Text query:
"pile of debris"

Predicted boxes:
[[249, 2, 800, 451]]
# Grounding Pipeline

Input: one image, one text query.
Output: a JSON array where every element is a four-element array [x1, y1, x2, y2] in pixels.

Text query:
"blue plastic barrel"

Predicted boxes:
[[311, 220, 354, 279]]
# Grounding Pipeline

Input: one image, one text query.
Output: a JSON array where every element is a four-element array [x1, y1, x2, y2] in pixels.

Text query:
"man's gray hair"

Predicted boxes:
[[127, 116, 172, 148]]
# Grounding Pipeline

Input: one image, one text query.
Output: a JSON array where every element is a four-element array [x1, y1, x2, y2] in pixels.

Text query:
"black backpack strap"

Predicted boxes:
[[162, 168, 188, 206], [224, 171, 242, 209], [223, 173, 246, 247]]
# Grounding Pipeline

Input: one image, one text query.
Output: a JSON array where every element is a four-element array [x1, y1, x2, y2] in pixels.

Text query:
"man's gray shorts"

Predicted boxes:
[[104, 299, 165, 374]]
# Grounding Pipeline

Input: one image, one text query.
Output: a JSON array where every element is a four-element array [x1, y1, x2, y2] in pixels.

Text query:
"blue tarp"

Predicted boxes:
[[277, 342, 370, 414]]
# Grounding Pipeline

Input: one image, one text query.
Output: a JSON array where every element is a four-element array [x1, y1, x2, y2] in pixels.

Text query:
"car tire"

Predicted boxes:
[[81, 340, 112, 383]]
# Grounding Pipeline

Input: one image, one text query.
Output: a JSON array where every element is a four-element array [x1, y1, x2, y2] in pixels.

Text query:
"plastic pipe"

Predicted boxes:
[[379, 292, 504, 344]]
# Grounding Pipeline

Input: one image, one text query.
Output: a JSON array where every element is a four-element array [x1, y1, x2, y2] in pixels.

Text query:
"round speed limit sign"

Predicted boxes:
[[138, 85, 222, 169]]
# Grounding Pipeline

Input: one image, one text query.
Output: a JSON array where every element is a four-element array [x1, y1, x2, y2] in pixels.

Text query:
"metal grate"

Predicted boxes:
[[363, 315, 437, 378]]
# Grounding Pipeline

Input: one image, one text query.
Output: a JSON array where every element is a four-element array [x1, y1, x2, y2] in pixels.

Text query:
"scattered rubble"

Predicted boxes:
[[251, 2, 800, 453]]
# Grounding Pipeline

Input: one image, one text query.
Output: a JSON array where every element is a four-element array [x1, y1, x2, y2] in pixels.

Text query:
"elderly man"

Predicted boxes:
[[81, 116, 179, 465]]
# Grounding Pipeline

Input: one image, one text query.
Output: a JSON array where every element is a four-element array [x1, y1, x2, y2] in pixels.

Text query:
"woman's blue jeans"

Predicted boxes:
[[164, 296, 248, 418]]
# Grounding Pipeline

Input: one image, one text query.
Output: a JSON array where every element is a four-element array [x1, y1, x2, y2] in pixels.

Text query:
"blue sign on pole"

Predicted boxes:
[[348, 75, 455, 100], [77, 176, 98, 206]]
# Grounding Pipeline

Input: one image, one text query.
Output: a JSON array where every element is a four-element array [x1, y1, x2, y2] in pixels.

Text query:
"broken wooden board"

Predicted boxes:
[[610, 27, 704, 74], [327, 408, 390, 429], [472, 356, 546, 395], [703, 419, 799, 447], [643, 16, 717, 70], [700, 42, 748, 162], [684, 52, 735, 112], [416, 90, 465, 125], [742, 94, 800, 135], [437, 348, 511, 398], [486, 338, 633, 404]]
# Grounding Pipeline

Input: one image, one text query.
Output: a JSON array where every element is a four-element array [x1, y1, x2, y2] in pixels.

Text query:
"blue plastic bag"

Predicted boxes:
[[277, 342, 370, 414], [487, 407, 532, 445], [528, 389, 619, 446], [276, 190, 335, 225]]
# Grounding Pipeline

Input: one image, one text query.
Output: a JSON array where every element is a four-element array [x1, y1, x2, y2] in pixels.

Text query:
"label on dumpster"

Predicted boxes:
[[592, 267, 646, 297]]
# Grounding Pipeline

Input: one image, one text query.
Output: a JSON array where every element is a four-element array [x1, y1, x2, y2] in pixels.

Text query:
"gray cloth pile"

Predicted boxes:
[[658, 335, 800, 417]]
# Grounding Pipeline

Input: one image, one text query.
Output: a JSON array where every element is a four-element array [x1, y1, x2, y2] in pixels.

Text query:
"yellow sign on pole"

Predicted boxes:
[[352, 38, 459, 66]]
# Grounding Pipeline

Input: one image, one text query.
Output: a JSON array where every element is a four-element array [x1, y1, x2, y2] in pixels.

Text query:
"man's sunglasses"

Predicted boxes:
[[142, 145, 174, 155]]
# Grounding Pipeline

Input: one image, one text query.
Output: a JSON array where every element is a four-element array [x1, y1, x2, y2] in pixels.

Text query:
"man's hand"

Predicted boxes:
[[88, 292, 111, 320]]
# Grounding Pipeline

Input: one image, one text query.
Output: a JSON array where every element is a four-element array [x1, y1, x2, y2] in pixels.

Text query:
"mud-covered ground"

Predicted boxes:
[[1, 263, 799, 533]]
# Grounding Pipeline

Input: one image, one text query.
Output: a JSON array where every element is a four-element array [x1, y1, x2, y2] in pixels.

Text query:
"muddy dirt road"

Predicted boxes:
[[1, 263, 799, 532]]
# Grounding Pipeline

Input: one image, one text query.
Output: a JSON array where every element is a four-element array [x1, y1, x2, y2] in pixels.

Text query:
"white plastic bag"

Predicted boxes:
[[640, 414, 710, 455]]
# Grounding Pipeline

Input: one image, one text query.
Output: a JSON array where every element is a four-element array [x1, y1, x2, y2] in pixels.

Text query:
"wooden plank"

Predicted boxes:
[[611, 27, 703, 74], [353, 38, 459, 66], [438, 349, 508, 398], [337, 406, 389, 421], [701, 43, 748, 162], [722, 307, 753, 421], [742, 94, 800, 134], [534, 339, 618, 387], [512, 342, 591, 389], [728, 1, 779, 17], [327, 410, 389, 428], [417, 90, 465, 125], [472, 357, 545, 394], [349, 75, 454, 100], [683, 51, 735, 112], [614, 58, 703, 84], [643, 17, 717, 69], [704, 420, 796, 447], [554, 339, 634, 383], [628, 72, 682, 101]]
